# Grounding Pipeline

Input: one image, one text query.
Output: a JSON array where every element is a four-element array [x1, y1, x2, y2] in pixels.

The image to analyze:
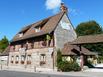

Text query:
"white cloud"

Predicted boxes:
[[45, 0, 62, 10], [69, 8, 83, 16], [69, 8, 78, 16]]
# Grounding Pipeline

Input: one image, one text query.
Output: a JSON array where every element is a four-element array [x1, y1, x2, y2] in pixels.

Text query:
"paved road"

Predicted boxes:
[[0, 70, 84, 77]]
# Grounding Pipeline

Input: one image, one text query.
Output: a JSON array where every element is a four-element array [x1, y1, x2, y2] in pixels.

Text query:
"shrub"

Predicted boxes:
[[57, 49, 81, 72], [71, 61, 81, 71], [58, 61, 81, 72], [97, 56, 103, 63], [57, 49, 62, 68]]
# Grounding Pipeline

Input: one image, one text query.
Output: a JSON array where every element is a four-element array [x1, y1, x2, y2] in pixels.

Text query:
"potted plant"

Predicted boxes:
[[40, 61, 46, 66], [21, 61, 24, 64], [27, 61, 31, 64], [15, 61, 18, 64], [46, 34, 51, 47], [11, 61, 13, 63]]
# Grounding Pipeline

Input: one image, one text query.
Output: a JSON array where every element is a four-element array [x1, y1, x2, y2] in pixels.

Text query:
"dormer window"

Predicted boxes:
[[19, 33, 23, 37], [34, 26, 41, 32]]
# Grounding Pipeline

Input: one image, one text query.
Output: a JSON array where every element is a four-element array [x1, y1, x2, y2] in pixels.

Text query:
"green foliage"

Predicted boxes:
[[76, 20, 103, 36], [83, 43, 103, 55], [46, 34, 51, 40], [58, 61, 81, 72], [57, 49, 81, 72], [76, 20, 103, 55], [0, 36, 9, 53], [57, 49, 62, 68], [97, 56, 103, 63]]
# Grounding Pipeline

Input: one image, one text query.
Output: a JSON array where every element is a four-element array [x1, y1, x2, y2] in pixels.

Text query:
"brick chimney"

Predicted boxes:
[[60, 3, 68, 13]]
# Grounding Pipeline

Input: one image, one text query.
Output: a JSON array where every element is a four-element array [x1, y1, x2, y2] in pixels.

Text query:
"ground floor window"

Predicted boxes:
[[15, 55, 19, 64], [21, 55, 25, 64], [40, 54, 46, 66], [11, 56, 14, 64], [27, 55, 31, 65]]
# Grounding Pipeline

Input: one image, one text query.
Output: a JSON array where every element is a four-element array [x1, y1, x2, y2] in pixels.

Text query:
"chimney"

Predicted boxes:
[[60, 3, 68, 13]]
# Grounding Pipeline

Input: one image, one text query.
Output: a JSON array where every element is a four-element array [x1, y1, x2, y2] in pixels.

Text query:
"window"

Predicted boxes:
[[33, 27, 41, 32], [21, 55, 25, 61], [16, 56, 19, 61], [27, 55, 31, 64], [19, 33, 23, 37], [11, 56, 14, 63], [15, 55, 19, 64], [40, 54, 46, 66], [11, 56, 14, 61], [21, 55, 25, 64]]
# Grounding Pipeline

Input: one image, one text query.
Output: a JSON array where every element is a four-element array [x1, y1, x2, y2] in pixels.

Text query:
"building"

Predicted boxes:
[[0, 47, 9, 66], [8, 3, 77, 69], [62, 43, 96, 67]]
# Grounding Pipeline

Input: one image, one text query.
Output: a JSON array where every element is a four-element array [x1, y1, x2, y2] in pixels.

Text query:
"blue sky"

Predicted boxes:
[[0, 0, 103, 40]]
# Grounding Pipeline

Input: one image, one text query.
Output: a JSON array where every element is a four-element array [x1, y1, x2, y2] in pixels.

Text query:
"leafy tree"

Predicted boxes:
[[76, 20, 103, 55], [76, 20, 103, 36], [76, 21, 103, 36], [0, 36, 9, 53]]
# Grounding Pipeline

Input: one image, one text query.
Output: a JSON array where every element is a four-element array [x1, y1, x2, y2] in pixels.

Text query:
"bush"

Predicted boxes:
[[71, 62, 81, 71], [57, 49, 81, 72], [97, 56, 103, 63], [58, 61, 81, 72], [57, 49, 62, 68]]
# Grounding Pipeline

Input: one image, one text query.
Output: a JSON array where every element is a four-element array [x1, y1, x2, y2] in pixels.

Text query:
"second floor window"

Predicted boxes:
[[19, 33, 23, 37], [34, 26, 41, 32]]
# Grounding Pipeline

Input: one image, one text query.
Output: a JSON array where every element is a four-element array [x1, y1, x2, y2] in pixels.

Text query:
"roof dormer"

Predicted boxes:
[[34, 26, 41, 32]]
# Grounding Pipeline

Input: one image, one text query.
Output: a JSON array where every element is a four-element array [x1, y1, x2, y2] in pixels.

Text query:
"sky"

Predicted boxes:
[[0, 0, 103, 40]]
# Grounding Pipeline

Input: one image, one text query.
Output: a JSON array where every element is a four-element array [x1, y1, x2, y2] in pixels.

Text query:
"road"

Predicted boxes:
[[0, 70, 84, 77]]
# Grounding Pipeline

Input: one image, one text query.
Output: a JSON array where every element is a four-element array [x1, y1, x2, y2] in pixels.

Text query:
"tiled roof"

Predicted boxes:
[[62, 43, 96, 56], [71, 34, 103, 45], [11, 12, 65, 42]]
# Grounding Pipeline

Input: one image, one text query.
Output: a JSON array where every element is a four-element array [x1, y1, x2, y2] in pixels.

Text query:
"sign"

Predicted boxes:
[[0, 56, 8, 61], [60, 21, 71, 30]]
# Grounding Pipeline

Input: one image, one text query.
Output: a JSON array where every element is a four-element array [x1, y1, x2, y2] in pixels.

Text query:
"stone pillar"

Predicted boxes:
[[24, 55, 28, 68], [18, 54, 21, 66], [8, 54, 11, 66], [53, 50, 57, 69], [32, 52, 40, 67], [46, 53, 53, 69], [13, 55, 16, 65], [79, 44, 84, 70]]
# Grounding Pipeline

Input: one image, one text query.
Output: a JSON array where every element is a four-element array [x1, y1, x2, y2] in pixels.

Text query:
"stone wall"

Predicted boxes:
[[54, 14, 77, 49], [9, 47, 54, 69]]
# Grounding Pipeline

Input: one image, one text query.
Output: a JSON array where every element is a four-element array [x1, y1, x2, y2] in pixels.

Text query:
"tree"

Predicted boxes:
[[76, 20, 103, 55], [0, 36, 9, 53], [76, 20, 103, 36], [57, 49, 62, 68]]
